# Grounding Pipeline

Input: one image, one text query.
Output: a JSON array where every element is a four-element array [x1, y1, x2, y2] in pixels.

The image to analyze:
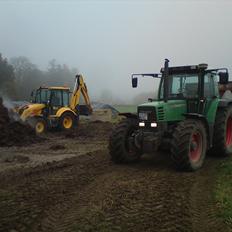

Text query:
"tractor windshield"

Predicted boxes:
[[160, 74, 199, 99]]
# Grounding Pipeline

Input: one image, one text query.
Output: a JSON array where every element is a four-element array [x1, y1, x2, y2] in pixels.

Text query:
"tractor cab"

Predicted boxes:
[[132, 60, 229, 121], [159, 64, 216, 116]]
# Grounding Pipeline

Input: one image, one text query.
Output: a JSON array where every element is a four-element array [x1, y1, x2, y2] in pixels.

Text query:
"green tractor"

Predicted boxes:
[[109, 59, 232, 171]]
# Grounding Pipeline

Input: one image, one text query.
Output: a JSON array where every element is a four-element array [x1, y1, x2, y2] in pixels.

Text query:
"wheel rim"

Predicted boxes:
[[63, 116, 73, 129], [226, 116, 232, 147], [189, 132, 202, 162], [36, 121, 45, 133]]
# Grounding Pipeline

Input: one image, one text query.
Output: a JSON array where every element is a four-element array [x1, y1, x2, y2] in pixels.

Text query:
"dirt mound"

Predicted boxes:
[[0, 97, 40, 147], [65, 120, 113, 139], [0, 98, 10, 125]]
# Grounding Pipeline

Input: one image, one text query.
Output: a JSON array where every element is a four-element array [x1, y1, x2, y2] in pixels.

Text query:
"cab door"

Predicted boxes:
[[203, 73, 219, 124], [49, 90, 63, 115]]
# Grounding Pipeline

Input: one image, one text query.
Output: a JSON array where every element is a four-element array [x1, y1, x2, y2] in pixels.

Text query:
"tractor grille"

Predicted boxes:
[[138, 106, 156, 122], [157, 107, 165, 121]]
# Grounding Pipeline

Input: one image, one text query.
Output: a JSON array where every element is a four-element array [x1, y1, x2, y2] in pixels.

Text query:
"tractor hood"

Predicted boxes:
[[138, 100, 187, 122], [19, 103, 45, 121]]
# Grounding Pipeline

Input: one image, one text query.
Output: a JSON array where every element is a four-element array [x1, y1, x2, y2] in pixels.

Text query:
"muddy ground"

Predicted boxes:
[[0, 121, 230, 232]]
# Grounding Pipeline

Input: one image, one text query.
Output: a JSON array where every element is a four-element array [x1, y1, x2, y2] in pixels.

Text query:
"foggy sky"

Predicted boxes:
[[1, 0, 232, 102]]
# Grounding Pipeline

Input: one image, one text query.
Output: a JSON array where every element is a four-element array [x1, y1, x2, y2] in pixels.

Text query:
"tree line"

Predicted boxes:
[[0, 53, 158, 104], [0, 53, 78, 100]]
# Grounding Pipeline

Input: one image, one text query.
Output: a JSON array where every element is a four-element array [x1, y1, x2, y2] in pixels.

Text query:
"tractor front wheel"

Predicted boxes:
[[109, 118, 142, 163], [171, 119, 207, 171], [28, 117, 47, 134]]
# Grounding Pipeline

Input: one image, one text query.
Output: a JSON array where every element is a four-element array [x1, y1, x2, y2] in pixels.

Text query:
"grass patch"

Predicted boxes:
[[113, 105, 136, 113], [215, 157, 232, 226]]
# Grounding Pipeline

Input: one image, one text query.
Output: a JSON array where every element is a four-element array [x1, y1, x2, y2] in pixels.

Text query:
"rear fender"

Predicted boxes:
[[56, 107, 77, 118]]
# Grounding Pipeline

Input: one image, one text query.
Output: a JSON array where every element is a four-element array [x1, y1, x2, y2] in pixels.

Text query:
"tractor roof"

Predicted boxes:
[[160, 64, 208, 74], [39, 86, 70, 90], [49, 86, 70, 90]]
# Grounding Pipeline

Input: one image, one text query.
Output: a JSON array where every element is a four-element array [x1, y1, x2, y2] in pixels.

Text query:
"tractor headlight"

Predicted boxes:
[[139, 122, 145, 127], [139, 112, 148, 120], [151, 122, 157, 127]]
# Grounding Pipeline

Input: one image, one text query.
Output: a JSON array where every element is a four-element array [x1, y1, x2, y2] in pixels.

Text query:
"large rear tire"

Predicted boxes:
[[109, 118, 142, 163], [59, 112, 76, 131], [212, 106, 232, 156], [171, 119, 207, 171]]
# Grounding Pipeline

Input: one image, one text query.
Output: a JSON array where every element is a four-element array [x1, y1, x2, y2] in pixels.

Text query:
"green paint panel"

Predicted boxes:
[[139, 98, 219, 124], [204, 98, 219, 123], [164, 100, 187, 122], [139, 100, 187, 122]]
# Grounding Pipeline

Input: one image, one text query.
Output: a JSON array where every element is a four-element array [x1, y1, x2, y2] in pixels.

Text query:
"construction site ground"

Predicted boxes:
[[0, 121, 230, 232]]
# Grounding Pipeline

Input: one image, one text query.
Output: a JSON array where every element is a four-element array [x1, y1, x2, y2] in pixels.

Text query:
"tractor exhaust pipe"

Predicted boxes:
[[163, 59, 169, 102]]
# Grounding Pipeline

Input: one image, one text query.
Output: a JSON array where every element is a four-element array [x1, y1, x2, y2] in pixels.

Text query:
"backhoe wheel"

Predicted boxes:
[[212, 106, 232, 156], [60, 112, 76, 131], [171, 119, 207, 171], [29, 117, 47, 134], [109, 118, 142, 163]]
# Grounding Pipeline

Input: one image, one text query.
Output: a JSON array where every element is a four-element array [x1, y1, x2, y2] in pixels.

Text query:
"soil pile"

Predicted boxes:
[[0, 97, 39, 146], [66, 120, 113, 139]]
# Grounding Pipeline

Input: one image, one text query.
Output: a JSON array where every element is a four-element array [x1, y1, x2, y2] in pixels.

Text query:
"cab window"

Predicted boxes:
[[50, 90, 62, 106], [204, 73, 219, 98], [167, 74, 199, 99], [63, 91, 70, 106], [40, 89, 49, 103], [34, 89, 49, 103]]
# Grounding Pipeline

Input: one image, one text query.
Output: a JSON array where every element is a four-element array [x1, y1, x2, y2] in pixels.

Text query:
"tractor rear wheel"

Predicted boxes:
[[212, 106, 232, 156], [171, 119, 207, 171], [109, 118, 142, 163], [60, 112, 76, 131]]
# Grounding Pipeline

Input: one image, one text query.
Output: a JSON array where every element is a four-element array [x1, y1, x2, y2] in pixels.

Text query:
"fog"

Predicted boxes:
[[1, 0, 232, 103]]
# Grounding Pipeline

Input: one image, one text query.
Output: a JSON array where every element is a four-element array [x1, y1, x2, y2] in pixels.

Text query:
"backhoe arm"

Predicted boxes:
[[70, 74, 93, 114]]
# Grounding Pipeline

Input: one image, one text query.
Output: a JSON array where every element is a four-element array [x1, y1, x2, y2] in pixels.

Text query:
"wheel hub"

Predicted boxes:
[[190, 142, 197, 151], [36, 122, 44, 133], [189, 132, 202, 162], [63, 116, 72, 129]]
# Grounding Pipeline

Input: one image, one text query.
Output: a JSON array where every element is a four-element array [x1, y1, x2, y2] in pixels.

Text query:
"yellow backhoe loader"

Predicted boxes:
[[17, 74, 92, 133]]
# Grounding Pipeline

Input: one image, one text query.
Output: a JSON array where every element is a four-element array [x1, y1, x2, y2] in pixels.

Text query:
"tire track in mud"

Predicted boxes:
[[0, 150, 111, 232], [0, 151, 228, 232], [190, 163, 227, 232], [50, 155, 226, 232]]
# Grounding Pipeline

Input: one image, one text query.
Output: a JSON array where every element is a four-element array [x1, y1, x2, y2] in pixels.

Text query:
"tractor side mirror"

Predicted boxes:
[[132, 77, 138, 88], [219, 72, 229, 84]]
